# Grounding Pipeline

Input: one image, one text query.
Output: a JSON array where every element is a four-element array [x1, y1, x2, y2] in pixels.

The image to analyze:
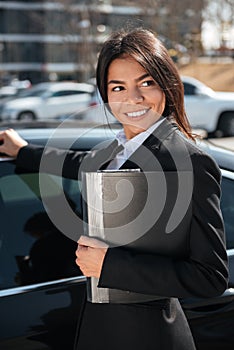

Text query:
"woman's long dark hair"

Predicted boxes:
[[96, 28, 194, 140]]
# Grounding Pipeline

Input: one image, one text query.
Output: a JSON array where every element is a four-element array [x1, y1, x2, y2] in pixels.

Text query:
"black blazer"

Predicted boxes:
[[16, 118, 228, 300]]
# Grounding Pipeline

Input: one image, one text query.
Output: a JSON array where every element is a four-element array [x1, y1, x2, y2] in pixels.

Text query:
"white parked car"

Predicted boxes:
[[0, 86, 18, 100], [0, 82, 94, 121], [182, 76, 234, 137]]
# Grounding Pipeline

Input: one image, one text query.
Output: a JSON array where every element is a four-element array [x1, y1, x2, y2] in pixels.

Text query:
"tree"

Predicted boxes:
[[203, 0, 234, 48]]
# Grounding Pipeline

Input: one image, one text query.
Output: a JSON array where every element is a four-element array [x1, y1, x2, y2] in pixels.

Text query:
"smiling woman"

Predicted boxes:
[[0, 28, 228, 350], [107, 56, 166, 139], [97, 28, 194, 141]]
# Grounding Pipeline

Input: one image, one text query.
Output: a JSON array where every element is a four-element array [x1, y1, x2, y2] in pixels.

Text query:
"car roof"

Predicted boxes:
[[11, 122, 119, 151], [181, 75, 215, 92], [47, 82, 94, 93], [181, 75, 206, 86], [24, 81, 94, 93], [1, 122, 233, 171], [198, 138, 234, 172]]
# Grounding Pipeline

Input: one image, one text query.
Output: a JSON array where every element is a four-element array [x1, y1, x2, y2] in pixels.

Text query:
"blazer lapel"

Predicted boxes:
[[98, 139, 124, 170]]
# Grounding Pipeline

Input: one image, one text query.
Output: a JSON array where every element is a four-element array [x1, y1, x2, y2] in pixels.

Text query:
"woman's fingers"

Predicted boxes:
[[78, 235, 108, 249], [0, 129, 28, 157], [75, 236, 108, 278]]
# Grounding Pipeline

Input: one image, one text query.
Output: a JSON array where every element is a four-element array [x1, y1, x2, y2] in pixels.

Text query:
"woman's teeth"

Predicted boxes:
[[126, 109, 148, 118]]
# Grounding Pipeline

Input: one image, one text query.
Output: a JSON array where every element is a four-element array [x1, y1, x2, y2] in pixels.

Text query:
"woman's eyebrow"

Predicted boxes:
[[108, 79, 124, 85], [135, 73, 150, 82], [108, 73, 150, 85]]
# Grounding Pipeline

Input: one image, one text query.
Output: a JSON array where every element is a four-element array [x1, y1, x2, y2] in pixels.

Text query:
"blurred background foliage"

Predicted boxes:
[[0, 0, 233, 89]]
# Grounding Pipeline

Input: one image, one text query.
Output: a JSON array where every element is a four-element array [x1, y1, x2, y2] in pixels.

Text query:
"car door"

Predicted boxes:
[[0, 159, 86, 349], [44, 90, 92, 119], [181, 170, 234, 350]]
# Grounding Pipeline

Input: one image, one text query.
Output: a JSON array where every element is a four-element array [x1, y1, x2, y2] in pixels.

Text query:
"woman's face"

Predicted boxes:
[[107, 56, 166, 139]]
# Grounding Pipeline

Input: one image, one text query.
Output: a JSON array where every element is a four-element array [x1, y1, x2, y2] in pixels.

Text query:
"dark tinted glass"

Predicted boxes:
[[221, 176, 234, 250], [183, 82, 196, 96], [0, 161, 82, 290], [51, 90, 87, 97]]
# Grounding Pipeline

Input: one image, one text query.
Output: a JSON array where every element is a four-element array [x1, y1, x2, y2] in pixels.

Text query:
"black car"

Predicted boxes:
[[181, 137, 234, 350], [0, 124, 234, 350]]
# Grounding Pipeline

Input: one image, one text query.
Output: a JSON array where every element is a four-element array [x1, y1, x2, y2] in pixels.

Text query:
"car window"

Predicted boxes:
[[18, 88, 48, 98], [0, 164, 82, 290], [221, 177, 234, 250], [183, 82, 196, 96], [51, 90, 88, 97]]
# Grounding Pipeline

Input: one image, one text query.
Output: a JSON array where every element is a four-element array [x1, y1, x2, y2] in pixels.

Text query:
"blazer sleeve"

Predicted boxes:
[[16, 144, 87, 179], [16, 140, 119, 179], [98, 152, 229, 299]]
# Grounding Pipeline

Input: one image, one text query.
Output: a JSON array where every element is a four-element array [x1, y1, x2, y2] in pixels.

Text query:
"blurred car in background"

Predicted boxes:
[[0, 87, 19, 118], [0, 80, 31, 100], [0, 86, 18, 100], [183, 76, 234, 137], [0, 81, 94, 121], [67, 86, 119, 125], [0, 80, 32, 118], [0, 124, 234, 350]]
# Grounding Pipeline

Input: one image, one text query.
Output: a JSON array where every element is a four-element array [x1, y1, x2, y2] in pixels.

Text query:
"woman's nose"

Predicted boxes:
[[127, 88, 143, 103]]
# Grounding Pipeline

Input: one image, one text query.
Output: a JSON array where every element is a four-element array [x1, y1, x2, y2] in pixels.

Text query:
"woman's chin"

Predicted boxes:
[[123, 123, 148, 139]]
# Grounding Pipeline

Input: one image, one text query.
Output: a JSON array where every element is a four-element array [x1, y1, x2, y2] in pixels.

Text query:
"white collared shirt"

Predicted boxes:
[[107, 118, 164, 170]]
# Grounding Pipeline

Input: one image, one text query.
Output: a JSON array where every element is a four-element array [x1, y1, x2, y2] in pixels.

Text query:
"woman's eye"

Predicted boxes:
[[141, 80, 154, 87], [112, 86, 124, 92]]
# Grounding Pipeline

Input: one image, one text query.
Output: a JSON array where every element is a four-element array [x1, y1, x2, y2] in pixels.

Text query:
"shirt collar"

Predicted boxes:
[[116, 117, 165, 149]]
